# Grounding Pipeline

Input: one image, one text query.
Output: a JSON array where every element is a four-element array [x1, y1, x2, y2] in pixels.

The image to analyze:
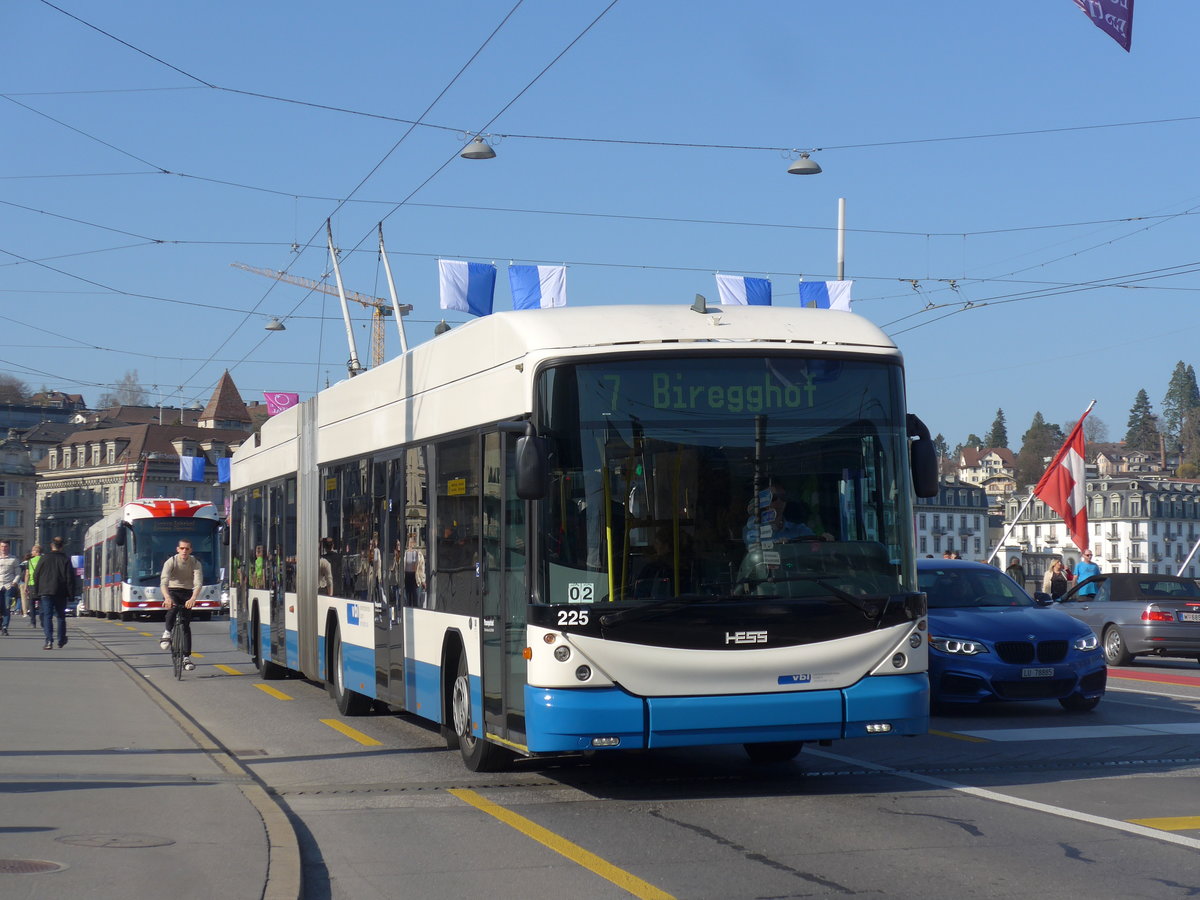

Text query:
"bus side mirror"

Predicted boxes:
[[907, 414, 939, 499], [115, 524, 127, 548], [222, 525, 230, 546], [515, 424, 548, 500]]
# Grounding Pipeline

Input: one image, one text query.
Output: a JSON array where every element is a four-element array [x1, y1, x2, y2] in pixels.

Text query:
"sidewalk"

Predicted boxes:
[[0, 613, 297, 899]]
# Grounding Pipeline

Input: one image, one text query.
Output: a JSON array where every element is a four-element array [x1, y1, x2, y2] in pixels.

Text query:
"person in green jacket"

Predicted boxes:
[[26, 544, 41, 627]]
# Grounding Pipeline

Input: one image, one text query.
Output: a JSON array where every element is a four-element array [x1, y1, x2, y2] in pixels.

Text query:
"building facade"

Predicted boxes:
[[914, 478, 990, 560], [0, 430, 36, 556], [1001, 476, 1200, 589]]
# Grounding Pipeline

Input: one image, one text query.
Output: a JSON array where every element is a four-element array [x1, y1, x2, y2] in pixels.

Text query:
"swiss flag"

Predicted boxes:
[[1033, 412, 1090, 552]]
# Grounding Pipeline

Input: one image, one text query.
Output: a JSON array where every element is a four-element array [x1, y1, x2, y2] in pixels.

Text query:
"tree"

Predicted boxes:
[[0, 374, 29, 404], [1063, 414, 1109, 461], [97, 370, 149, 408], [933, 433, 949, 462], [1161, 361, 1200, 451], [963, 433, 984, 449], [984, 408, 1008, 448], [1179, 407, 1200, 473], [1123, 388, 1160, 452], [1015, 411, 1065, 487]]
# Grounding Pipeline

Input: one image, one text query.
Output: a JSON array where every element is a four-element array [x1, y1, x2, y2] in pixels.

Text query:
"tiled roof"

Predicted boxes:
[[199, 371, 251, 425]]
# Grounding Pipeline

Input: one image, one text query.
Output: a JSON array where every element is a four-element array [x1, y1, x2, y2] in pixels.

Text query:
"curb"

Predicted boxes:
[[87, 627, 302, 900]]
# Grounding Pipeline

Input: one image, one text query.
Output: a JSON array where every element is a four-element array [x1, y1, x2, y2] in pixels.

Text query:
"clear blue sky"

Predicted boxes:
[[4, 1, 1194, 448]]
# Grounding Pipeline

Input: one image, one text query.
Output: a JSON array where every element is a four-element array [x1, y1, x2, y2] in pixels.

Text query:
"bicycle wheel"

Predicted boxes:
[[171, 613, 186, 680]]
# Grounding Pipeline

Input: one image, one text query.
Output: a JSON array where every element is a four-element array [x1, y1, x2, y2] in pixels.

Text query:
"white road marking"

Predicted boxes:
[[952, 723, 1200, 742], [806, 747, 1200, 850]]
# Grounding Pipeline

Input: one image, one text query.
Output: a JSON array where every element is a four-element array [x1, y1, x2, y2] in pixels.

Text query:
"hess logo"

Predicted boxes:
[[725, 630, 767, 645]]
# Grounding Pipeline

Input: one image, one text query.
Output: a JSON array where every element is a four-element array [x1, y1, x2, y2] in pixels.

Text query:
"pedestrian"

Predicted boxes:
[[32, 536, 77, 649], [1073, 549, 1101, 597], [26, 544, 42, 627], [0, 540, 20, 636], [942, 550, 953, 559], [1005, 555, 1026, 588], [159, 539, 202, 671], [1042, 559, 1070, 600]]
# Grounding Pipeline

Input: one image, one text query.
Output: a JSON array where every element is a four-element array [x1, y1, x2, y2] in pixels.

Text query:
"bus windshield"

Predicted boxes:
[[536, 355, 915, 608], [129, 519, 222, 587]]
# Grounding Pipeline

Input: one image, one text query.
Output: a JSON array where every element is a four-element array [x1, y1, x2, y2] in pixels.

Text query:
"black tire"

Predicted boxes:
[[327, 626, 370, 716], [171, 615, 186, 680], [450, 654, 510, 772], [250, 606, 288, 680], [1059, 693, 1101, 712], [743, 741, 804, 764], [1103, 626, 1133, 666]]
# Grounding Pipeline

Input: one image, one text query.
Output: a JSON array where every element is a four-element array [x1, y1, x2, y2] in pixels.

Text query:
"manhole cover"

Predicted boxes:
[[0, 859, 67, 874], [56, 833, 175, 849]]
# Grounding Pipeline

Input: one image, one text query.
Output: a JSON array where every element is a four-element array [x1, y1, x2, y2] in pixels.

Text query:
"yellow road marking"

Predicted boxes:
[[139, 632, 155, 637], [124, 626, 138, 631], [214, 664, 245, 675], [1128, 816, 1200, 832], [320, 719, 382, 746], [254, 684, 293, 701], [449, 788, 675, 900], [191, 652, 204, 658], [930, 728, 990, 743]]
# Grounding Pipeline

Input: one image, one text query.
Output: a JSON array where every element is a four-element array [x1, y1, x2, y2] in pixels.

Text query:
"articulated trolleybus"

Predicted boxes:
[[83, 498, 225, 621], [230, 304, 938, 770]]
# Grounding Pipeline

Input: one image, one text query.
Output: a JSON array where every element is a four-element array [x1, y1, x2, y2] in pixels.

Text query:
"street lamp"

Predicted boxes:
[[460, 137, 497, 160], [786, 152, 822, 175]]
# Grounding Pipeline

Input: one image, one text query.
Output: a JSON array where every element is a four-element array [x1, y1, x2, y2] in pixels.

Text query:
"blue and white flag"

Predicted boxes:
[[438, 259, 496, 317], [509, 264, 567, 310], [799, 280, 853, 311], [179, 456, 206, 483], [715, 274, 772, 306]]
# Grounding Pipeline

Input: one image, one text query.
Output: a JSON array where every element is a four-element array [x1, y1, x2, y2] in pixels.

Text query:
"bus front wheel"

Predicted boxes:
[[450, 655, 509, 772]]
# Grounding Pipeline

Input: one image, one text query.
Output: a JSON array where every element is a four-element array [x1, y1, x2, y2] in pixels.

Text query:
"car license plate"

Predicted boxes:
[[1022, 667, 1054, 678], [1180, 612, 1200, 622]]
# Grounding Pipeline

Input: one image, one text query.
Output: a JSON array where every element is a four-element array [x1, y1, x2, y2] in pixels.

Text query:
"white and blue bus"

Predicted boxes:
[[229, 304, 938, 770], [83, 498, 225, 621]]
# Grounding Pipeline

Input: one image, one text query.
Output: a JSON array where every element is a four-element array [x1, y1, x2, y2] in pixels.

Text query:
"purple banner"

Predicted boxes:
[[1072, 0, 1133, 51]]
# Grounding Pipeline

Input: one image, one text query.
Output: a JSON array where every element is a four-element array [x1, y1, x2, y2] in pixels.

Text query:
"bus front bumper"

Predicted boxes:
[[524, 673, 929, 753]]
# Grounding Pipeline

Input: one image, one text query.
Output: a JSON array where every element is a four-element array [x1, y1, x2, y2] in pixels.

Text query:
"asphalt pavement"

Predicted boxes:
[[0, 611, 300, 900]]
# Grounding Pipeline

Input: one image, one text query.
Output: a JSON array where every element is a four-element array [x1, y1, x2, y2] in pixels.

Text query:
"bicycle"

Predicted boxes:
[[170, 609, 187, 680]]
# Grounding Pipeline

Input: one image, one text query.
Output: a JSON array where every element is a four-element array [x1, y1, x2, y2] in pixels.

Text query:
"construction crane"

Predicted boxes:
[[231, 262, 413, 368]]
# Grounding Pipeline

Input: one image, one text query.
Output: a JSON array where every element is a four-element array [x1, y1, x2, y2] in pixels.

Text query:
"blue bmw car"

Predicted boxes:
[[918, 559, 1106, 711]]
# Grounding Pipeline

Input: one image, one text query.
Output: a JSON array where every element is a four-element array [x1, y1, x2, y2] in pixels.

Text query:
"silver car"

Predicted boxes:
[[1055, 574, 1200, 666]]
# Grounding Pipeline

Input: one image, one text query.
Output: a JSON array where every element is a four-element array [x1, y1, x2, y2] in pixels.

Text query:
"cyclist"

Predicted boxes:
[[160, 539, 202, 671]]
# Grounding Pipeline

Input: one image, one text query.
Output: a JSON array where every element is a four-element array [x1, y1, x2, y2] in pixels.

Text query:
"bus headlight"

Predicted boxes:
[[554, 645, 571, 662], [575, 665, 591, 681]]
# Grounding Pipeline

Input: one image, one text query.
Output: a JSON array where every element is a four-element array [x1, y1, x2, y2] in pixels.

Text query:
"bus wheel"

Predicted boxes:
[[327, 627, 370, 716], [451, 655, 510, 772], [743, 741, 804, 764]]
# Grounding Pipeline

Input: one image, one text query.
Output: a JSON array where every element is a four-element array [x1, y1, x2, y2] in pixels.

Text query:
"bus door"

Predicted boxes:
[[374, 453, 408, 707], [480, 432, 529, 748]]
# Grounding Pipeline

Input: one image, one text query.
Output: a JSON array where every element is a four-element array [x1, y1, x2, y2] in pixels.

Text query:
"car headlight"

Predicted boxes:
[[929, 636, 989, 655], [1074, 632, 1100, 652]]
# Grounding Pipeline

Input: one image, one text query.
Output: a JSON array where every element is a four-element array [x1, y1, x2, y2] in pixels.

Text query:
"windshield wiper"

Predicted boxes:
[[735, 573, 894, 619], [598, 593, 725, 628]]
